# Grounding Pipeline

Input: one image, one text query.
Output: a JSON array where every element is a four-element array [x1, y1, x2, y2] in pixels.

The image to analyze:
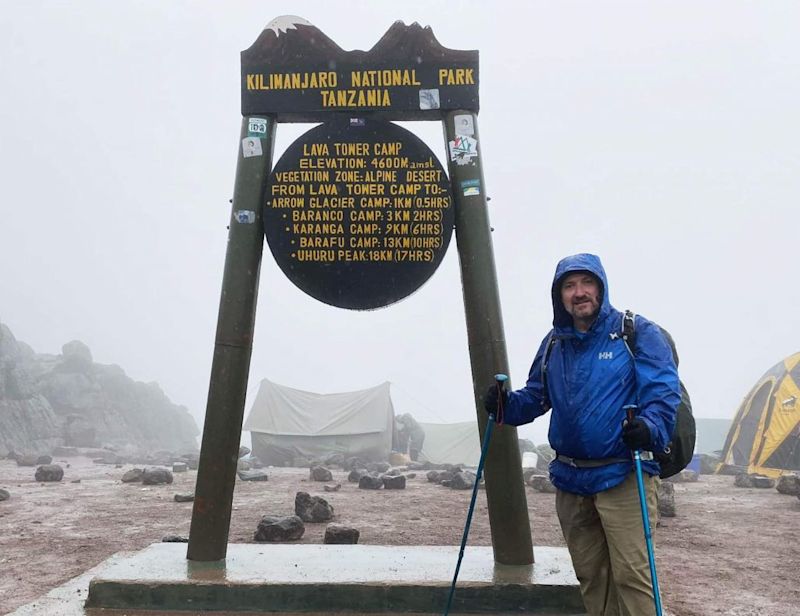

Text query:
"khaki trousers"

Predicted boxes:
[[556, 473, 660, 616]]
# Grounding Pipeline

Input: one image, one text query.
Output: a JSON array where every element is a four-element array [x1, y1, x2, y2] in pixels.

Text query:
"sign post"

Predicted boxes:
[[187, 117, 275, 561], [188, 16, 533, 566]]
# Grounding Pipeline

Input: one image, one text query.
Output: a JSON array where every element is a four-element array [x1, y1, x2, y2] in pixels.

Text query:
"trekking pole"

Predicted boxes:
[[442, 373, 507, 616], [624, 404, 663, 616]]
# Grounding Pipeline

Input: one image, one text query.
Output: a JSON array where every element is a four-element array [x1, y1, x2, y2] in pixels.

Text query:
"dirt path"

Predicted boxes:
[[1, 458, 798, 615]]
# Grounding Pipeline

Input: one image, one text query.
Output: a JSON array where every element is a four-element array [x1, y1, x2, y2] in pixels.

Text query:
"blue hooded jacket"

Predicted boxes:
[[502, 253, 680, 495]]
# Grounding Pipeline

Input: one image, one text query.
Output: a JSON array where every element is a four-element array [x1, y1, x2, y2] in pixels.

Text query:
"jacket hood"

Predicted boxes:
[[551, 253, 611, 330]]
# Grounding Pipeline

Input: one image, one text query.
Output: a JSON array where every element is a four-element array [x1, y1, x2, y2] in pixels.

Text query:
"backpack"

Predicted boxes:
[[619, 310, 696, 479], [541, 310, 695, 479]]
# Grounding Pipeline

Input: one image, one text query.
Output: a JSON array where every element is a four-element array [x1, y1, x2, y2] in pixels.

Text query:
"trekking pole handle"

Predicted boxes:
[[623, 404, 638, 423]]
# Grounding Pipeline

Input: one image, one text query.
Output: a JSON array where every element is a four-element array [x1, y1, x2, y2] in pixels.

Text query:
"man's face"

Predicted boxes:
[[560, 272, 601, 327]]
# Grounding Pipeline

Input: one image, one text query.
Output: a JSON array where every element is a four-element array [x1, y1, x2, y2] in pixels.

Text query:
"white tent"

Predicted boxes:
[[418, 421, 481, 466], [243, 379, 395, 466]]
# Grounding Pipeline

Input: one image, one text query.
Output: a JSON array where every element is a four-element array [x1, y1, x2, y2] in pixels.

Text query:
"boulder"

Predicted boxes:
[[344, 456, 368, 471], [776, 474, 800, 496], [358, 474, 383, 490], [752, 475, 776, 489], [172, 462, 188, 473], [384, 468, 404, 476], [527, 474, 557, 493], [254, 515, 305, 542], [237, 470, 269, 482], [0, 488, 10, 501], [161, 535, 189, 543], [16, 454, 39, 467], [348, 468, 367, 483], [323, 483, 341, 492], [366, 461, 390, 474], [35, 464, 64, 482], [382, 474, 406, 490], [310, 466, 333, 482], [36, 454, 53, 465], [324, 524, 360, 544], [295, 491, 334, 522], [658, 482, 676, 518], [121, 468, 144, 483], [698, 453, 720, 475], [734, 472, 754, 488], [448, 471, 477, 490], [238, 446, 251, 458], [174, 493, 194, 503], [142, 467, 174, 485]]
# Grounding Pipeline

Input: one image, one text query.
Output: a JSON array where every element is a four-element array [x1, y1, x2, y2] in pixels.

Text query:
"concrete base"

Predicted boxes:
[[82, 543, 582, 614]]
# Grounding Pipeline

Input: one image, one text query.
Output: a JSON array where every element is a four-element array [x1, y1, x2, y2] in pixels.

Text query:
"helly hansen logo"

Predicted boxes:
[[598, 352, 614, 360]]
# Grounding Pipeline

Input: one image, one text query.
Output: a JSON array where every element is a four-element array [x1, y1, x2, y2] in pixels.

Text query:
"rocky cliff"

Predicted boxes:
[[0, 322, 198, 456]]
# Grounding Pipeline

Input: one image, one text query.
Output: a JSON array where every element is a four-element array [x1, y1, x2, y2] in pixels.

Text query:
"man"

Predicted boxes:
[[394, 413, 425, 461], [485, 253, 680, 616]]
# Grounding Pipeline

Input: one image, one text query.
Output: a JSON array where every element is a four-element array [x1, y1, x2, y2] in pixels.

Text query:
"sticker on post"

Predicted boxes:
[[460, 179, 481, 197], [454, 114, 474, 136], [248, 117, 268, 137], [242, 137, 263, 158], [449, 135, 478, 166], [419, 89, 440, 110], [234, 210, 256, 224]]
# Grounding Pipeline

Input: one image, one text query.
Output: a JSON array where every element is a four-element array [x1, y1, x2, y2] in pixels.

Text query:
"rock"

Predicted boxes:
[[752, 475, 776, 489], [385, 468, 403, 476], [348, 468, 367, 482], [36, 455, 53, 465], [358, 474, 383, 490], [406, 472, 416, 479], [310, 466, 333, 482], [344, 456, 368, 471], [254, 515, 305, 542], [237, 459, 252, 471], [174, 493, 194, 502], [35, 464, 64, 482], [323, 483, 341, 492], [698, 453, 720, 475], [527, 475, 557, 493], [734, 472, 754, 488], [161, 535, 188, 543], [427, 470, 457, 484], [366, 461, 390, 474], [658, 482, 676, 518], [172, 462, 188, 473], [295, 491, 334, 522], [142, 467, 174, 485], [324, 524, 360, 544], [382, 475, 406, 489], [776, 474, 800, 496], [0, 488, 10, 501], [16, 454, 39, 467], [238, 446, 251, 458], [121, 468, 144, 483], [448, 471, 477, 490], [237, 470, 269, 482], [523, 468, 546, 482], [0, 322, 198, 457]]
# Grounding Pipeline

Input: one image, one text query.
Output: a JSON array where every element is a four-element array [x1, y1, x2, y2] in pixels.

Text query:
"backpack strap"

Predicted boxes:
[[620, 310, 637, 358], [540, 331, 557, 412]]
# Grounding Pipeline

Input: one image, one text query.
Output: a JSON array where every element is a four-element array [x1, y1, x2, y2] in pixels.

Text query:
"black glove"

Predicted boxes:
[[483, 383, 508, 417], [622, 417, 651, 450]]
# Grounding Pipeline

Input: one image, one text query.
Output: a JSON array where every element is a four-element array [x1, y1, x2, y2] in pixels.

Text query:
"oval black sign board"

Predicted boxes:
[[264, 118, 455, 310]]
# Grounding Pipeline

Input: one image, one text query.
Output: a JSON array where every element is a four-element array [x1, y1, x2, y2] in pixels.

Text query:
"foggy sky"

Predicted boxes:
[[2, 1, 799, 446]]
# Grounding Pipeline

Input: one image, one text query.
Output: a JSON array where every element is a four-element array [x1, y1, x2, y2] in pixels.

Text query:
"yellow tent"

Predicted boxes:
[[718, 352, 800, 477]]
